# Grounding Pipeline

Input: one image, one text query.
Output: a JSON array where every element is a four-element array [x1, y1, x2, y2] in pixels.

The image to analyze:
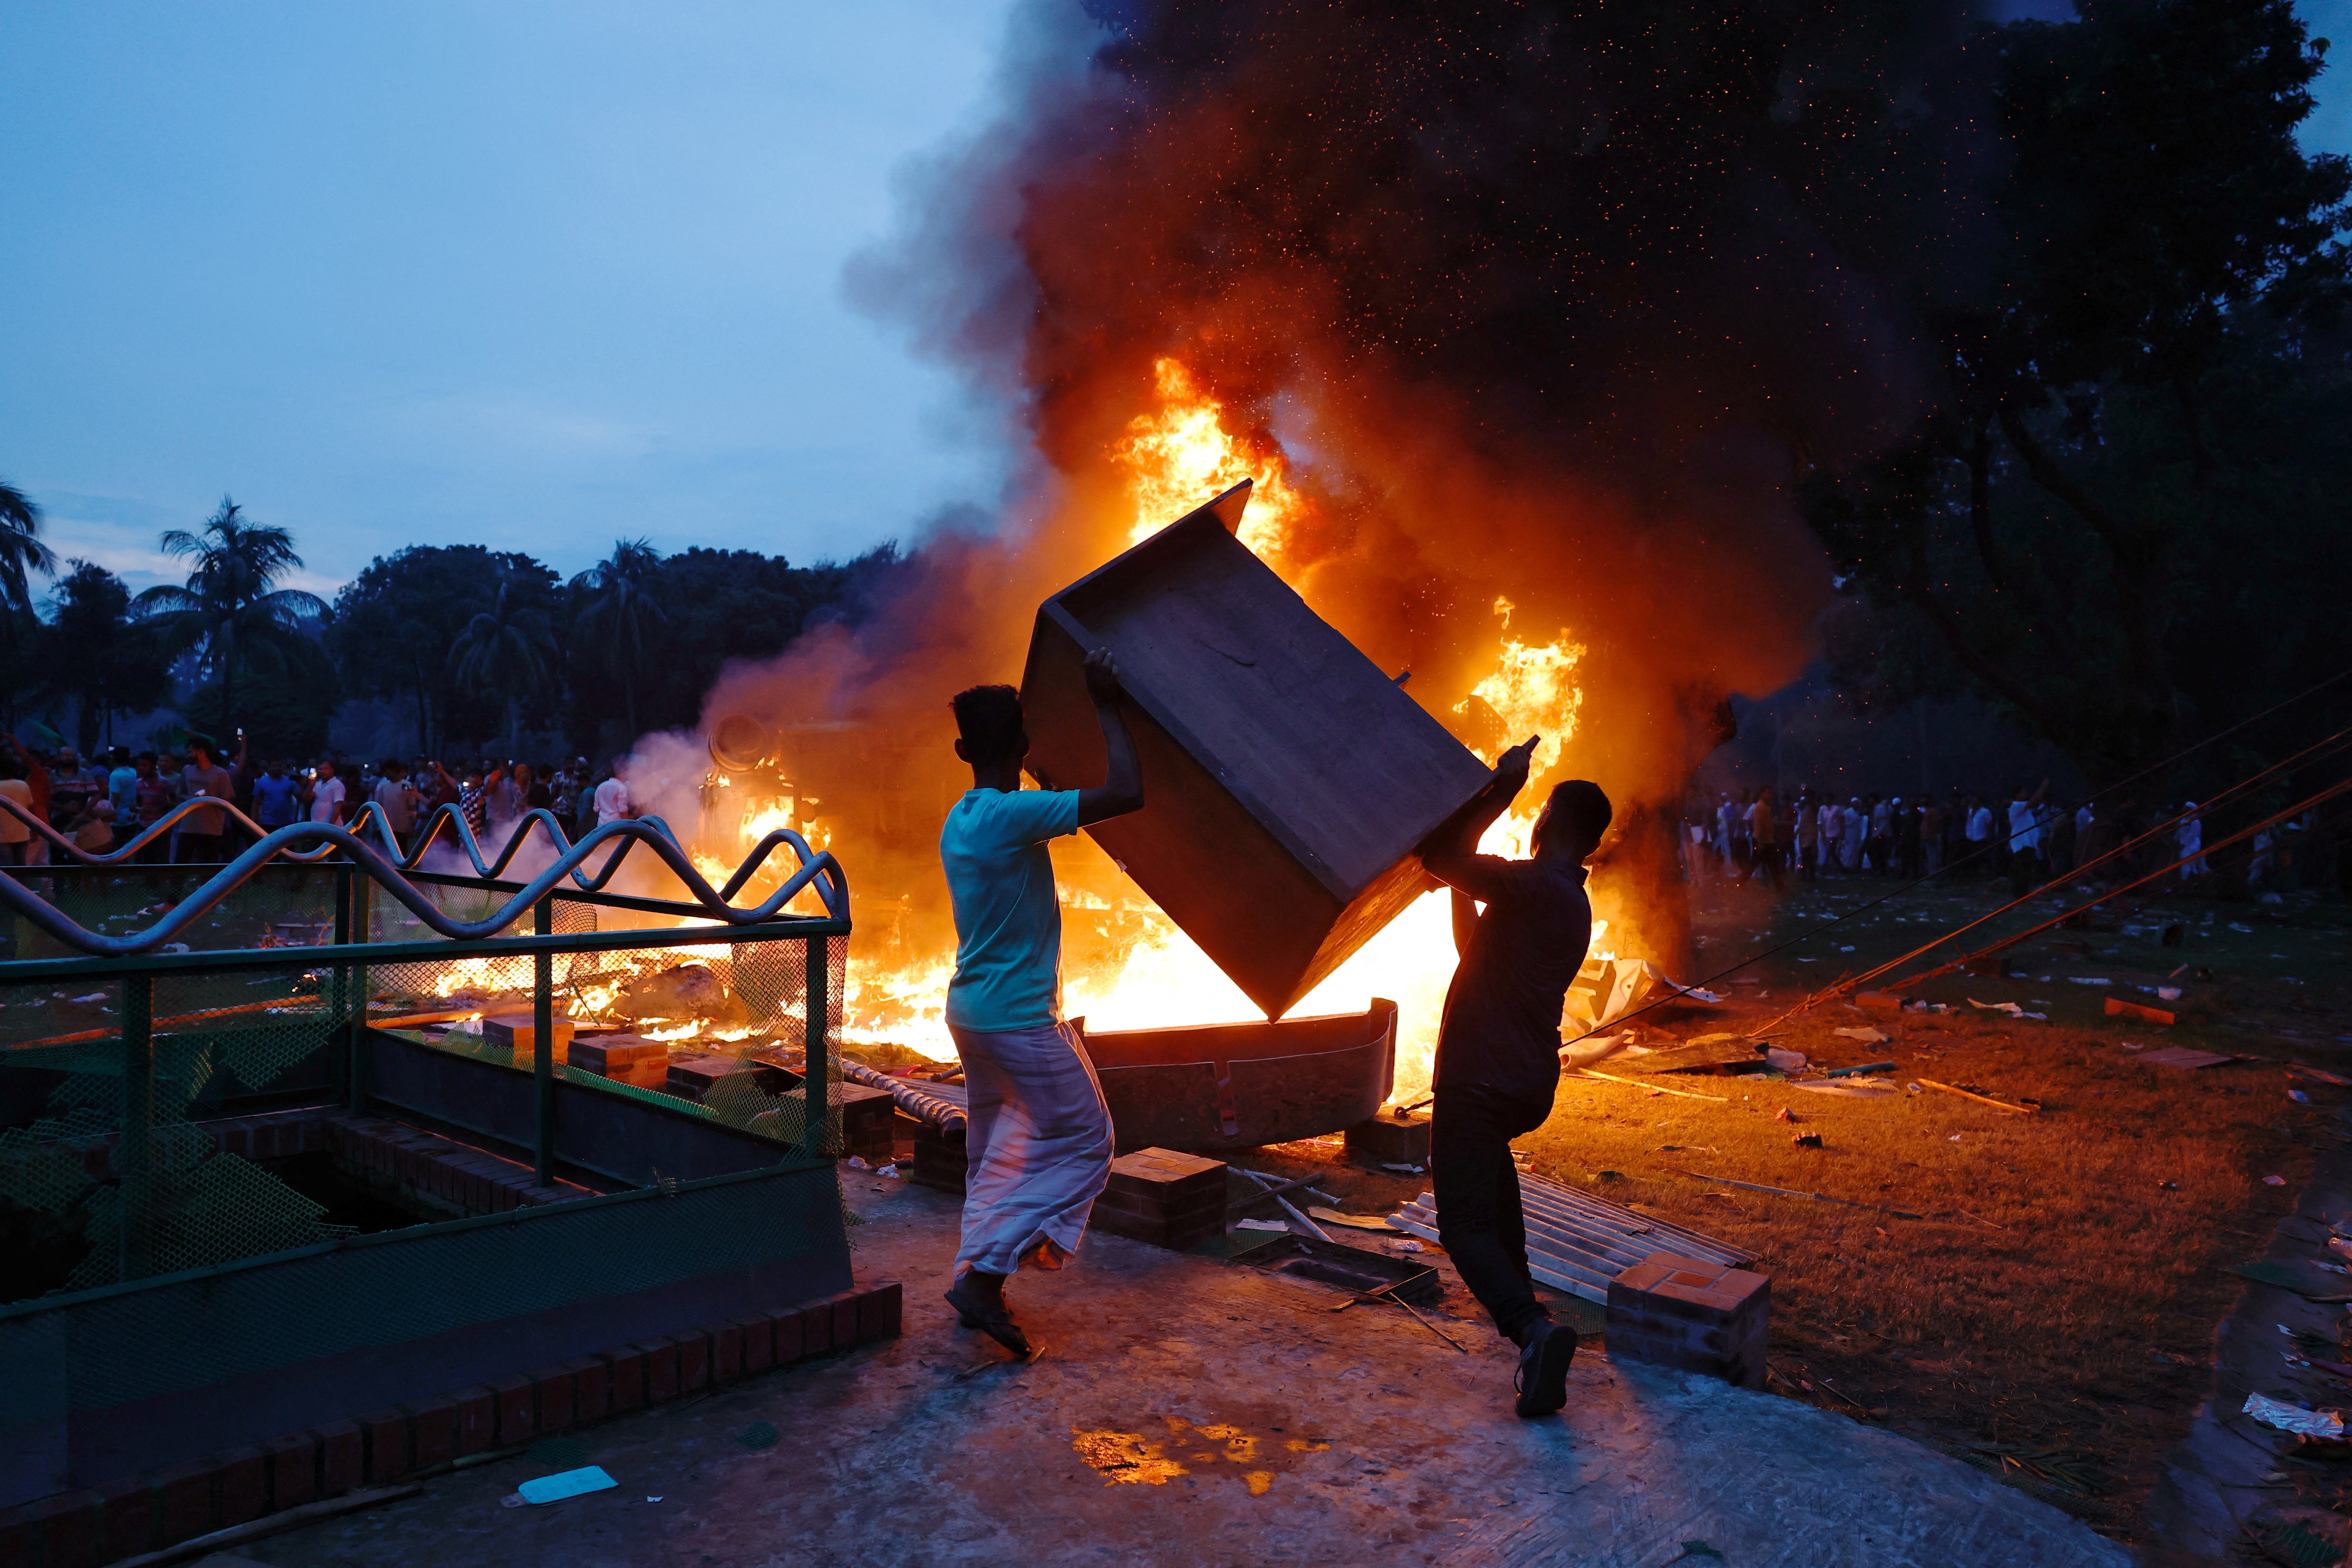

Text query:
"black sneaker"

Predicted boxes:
[[945, 1280, 1032, 1358], [1513, 1322, 1578, 1418]]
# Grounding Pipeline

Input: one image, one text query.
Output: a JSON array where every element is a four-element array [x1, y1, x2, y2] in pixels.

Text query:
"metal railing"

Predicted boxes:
[[1, 797, 850, 1287]]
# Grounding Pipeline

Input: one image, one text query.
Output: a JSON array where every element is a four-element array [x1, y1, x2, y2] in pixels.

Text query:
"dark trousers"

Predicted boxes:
[[1432, 1084, 1555, 1344]]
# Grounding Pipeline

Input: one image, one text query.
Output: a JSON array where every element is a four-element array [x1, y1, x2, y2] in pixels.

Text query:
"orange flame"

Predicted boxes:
[[1116, 358, 1305, 558]]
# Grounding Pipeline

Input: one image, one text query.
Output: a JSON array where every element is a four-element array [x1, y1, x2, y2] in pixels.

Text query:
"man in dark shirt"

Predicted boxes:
[[1421, 739, 1612, 1418]]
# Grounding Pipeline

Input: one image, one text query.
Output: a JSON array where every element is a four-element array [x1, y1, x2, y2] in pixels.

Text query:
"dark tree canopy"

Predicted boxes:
[[1802, 0, 2350, 792]]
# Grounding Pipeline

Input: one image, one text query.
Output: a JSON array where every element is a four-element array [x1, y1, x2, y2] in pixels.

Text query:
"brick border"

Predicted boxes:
[[0, 1282, 900, 1568]]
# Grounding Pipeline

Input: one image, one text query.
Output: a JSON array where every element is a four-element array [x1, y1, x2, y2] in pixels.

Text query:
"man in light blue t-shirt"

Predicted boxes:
[[938, 648, 1142, 1356]]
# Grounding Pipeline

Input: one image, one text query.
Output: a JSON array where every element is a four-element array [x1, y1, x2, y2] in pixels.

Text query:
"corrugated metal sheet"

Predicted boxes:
[[1388, 1171, 1751, 1304]]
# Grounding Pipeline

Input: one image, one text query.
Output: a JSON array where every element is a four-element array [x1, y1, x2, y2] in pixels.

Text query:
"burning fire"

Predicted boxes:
[[1117, 359, 1305, 559], [815, 365, 1598, 1096]]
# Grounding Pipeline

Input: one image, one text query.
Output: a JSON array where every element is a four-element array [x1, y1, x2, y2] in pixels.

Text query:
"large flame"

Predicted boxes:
[[1117, 358, 1305, 559], [791, 361, 1593, 1097]]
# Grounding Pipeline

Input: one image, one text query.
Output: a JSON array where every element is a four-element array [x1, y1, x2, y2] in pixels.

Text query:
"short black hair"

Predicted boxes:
[[1537, 779, 1612, 855], [952, 684, 1025, 765]]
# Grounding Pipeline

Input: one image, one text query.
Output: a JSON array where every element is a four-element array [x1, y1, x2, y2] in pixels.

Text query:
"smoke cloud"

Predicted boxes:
[[701, 0, 2002, 981]]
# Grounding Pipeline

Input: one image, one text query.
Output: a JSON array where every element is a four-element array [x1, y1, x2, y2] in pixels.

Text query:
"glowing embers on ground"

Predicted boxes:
[[1114, 358, 1305, 557], [1069, 1415, 1330, 1492]]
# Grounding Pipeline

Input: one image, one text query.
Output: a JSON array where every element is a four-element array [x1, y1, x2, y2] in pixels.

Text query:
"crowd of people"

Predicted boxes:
[[0, 729, 642, 865], [1683, 783, 2292, 900]]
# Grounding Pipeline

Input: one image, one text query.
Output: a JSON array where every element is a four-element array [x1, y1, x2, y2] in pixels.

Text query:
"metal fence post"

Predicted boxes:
[[802, 933, 829, 1160], [120, 972, 154, 1281], [345, 866, 373, 1112], [534, 898, 555, 1186]]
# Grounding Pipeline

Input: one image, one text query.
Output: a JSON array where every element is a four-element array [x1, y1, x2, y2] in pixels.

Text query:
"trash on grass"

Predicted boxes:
[[1791, 1133, 1823, 1149], [1765, 1048, 1809, 1073], [1308, 1206, 1401, 1232], [2138, 1046, 2238, 1070], [1833, 1026, 1889, 1044], [516, 1466, 619, 1505], [2266, 1175, 2290, 1186], [2067, 977, 2113, 986], [2245, 1393, 2347, 1441], [1791, 1078, 1900, 1096]]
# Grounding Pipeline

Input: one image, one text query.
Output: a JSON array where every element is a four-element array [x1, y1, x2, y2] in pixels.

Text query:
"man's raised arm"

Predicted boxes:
[[1422, 736, 1537, 897], [1075, 649, 1144, 826]]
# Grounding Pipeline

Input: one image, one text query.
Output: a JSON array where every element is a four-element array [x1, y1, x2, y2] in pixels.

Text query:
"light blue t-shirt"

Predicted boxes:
[[940, 787, 1081, 1032]]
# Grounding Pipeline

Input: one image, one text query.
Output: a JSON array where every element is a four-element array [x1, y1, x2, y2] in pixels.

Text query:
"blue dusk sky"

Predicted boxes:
[[4, 0, 2348, 601]]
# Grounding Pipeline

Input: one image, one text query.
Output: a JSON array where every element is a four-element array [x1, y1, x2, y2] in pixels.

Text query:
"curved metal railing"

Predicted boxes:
[[0, 792, 847, 958]]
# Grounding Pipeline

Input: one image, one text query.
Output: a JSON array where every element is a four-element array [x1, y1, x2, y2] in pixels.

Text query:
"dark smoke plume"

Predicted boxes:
[[712, 0, 2004, 974]]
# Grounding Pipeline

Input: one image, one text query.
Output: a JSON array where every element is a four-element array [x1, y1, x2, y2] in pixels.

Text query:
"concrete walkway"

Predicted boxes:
[[244, 1180, 2132, 1568]]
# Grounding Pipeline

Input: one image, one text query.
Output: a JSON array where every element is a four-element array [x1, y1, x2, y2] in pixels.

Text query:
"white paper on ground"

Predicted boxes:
[[2245, 1393, 2346, 1440]]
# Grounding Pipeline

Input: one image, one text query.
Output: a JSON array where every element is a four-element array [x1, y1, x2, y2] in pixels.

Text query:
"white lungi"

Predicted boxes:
[[948, 1019, 1114, 1276]]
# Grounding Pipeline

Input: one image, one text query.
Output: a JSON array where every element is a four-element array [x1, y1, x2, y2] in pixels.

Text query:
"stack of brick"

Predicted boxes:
[[570, 1033, 670, 1087], [1090, 1147, 1227, 1251], [481, 1013, 576, 1065], [320, 1114, 592, 1218], [665, 1055, 800, 1101], [0, 1283, 903, 1568], [1604, 1251, 1770, 1388]]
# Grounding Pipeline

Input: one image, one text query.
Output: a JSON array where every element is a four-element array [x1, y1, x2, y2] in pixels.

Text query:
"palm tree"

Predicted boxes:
[[570, 539, 667, 739], [0, 479, 57, 615], [449, 570, 557, 750], [132, 498, 329, 735]]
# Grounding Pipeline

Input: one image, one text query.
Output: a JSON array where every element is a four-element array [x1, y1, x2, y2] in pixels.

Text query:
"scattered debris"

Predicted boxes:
[[2294, 1066, 2352, 1087], [1915, 1078, 2037, 1115], [1824, 1061, 1896, 1078], [1791, 1133, 1823, 1149], [1380, 1162, 1426, 1174], [1832, 1026, 1889, 1044], [2265, 1176, 2290, 1187], [1856, 991, 1904, 1014], [1765, 1047, 1808, 1073], [1235, 1218, 1290, 1232], [1790, 1078, 1900, 1097], [2066, 977, 2114, 986], [2226, 1260, 2352, 1301], [1775, 1107, 1797, 1123], [516, 1466, 619, 1505], [1969, 1000, 2049, 1020], [2244, 1393, 2347, 1441], [2138, 1046, 2238, 1070], [2105, 996, 2178, 1026], [1307, 1206, 1400, 1232], [1392, 1170, 1749, 1303]]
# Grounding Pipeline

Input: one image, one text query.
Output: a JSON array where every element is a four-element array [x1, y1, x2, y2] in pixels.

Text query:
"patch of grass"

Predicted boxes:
[[1519, 875, 2352, 1542]]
